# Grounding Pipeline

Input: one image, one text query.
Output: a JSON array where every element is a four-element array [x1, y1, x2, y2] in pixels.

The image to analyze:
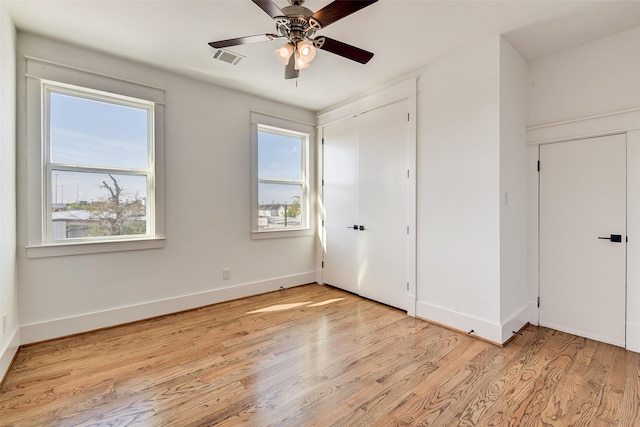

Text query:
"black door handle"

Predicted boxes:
[[598, 234, 622, 242], [347, 225, 358, 230]]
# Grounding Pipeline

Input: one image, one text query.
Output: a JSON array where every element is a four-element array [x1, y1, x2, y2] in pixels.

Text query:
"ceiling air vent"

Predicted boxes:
[[211, 49, 244, 66]]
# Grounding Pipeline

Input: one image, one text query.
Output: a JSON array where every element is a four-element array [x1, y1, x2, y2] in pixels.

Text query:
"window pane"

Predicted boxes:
[[258, 130, 302, 181], [258, 183, 303, 230], [51, 170, 147, 240], [49, 92, 149, 169]]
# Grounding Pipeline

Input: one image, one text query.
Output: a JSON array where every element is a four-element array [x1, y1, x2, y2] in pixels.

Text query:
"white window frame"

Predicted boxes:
[[43, 83, 155, 243], [251, 111, 315, 239], [25, 57, 166, 258]]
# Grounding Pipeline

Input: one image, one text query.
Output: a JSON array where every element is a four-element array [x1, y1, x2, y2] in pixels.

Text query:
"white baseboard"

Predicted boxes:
[[20, 272, 317, 345], [627, 322, 640, 353], [416, 300, 502, 344], [416, 301, 528, 345], [1, 328, 20, 382], [500, 305, 529, 343]]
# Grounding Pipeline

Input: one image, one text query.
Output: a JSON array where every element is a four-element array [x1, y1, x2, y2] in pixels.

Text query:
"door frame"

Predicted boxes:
[[526, 108, 640, 352], [317, 78, 417, 316]]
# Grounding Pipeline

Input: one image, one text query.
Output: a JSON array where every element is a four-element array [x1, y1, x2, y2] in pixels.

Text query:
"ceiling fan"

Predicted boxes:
[[208, 0, 378, 79]]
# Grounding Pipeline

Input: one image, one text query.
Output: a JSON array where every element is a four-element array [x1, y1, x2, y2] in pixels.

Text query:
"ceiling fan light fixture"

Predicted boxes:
[[296, 40, 316, 63], [274, 43, 294, 65], [294, 52, 311, 70]]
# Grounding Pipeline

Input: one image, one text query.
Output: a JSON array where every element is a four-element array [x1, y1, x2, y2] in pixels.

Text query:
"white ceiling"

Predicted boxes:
[[5, 0, 640, 112]]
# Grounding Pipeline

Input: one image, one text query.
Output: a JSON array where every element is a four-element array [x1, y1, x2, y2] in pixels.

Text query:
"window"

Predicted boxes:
[[251, 112, 315, 238], [257, 126, 307, 230], [25, 57, 165, 257], [44, 84, 154, 243]]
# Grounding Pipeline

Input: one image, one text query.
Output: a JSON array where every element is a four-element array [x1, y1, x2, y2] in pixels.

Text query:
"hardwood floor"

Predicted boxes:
[[1, 284, 639, 426]]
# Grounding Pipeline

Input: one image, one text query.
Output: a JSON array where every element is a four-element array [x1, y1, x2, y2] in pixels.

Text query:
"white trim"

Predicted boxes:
[[500, 305, 529, 343], [0, 328, 20, 382], [317, 78, 417, 127], [527, 108, 640, 145], [406, 94, 417, 317], [627, 322, 640, 353], [527, 300, 539, 325], [416, 300, 503, 344], [27, 237, 166, 258], [627, 129, 640, 354], [251, 111, 315, 135], [25, 56, 165, 103], [20, 272, 317, 344], [251, 228, 315, 240]]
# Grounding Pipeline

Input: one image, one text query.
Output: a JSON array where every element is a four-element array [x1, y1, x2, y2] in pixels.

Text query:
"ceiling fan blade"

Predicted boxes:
[[285, 54, 299, 80], [310, 0, 378, 29], [208, 33, 279, 49], [252, 0, 285, 19], [313, 36, 374, 64]]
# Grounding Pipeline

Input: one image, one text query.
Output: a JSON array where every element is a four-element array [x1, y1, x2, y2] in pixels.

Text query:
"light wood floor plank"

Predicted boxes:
[[1, 284, 639, 426]]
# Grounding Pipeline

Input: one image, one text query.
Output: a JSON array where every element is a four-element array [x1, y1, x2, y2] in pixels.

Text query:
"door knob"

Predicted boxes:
[[346, 225, 358, 230], [598, 234, 622, 242]]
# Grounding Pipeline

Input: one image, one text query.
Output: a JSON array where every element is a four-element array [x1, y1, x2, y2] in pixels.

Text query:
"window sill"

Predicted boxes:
[[26, 237, 166, 258], [251, 228, 315, 240]]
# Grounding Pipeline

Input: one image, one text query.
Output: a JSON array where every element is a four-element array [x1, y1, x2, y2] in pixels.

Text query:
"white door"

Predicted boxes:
[[323, 100, 409, 310], [323, 116, 359, 295], [539, 134, 626, 347], [358, 101, 408, 309]]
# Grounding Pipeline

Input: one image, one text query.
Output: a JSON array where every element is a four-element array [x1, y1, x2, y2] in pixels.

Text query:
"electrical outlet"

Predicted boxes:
[[2, 314, 7, 333], [223, 268, 231, 280]]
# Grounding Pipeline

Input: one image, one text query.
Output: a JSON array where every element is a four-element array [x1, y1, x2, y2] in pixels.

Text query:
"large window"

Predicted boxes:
[[251, 112, 314, 238], [25, 56, 165, 257], [44, 84, 155, 242]]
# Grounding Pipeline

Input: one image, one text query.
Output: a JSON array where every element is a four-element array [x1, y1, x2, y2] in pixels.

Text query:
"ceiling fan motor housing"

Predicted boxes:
[[279, 5, 316, 41]]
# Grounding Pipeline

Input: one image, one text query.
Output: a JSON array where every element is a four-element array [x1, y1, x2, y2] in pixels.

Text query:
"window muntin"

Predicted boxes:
[[256, 126, 308, 231], [44, 83, 155, 243]]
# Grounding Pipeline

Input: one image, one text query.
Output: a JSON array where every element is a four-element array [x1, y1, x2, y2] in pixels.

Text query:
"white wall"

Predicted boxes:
[[528, 26, 640, 127], [416, 36, 528, 344], [498, 38, 528, 336], [0, 0, 19, 379], [417, 37, 502, 339], [527, 25, 640, 352], [16, 33, 317, 344]]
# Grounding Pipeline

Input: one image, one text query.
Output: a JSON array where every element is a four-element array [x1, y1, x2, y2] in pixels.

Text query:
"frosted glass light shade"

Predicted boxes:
[[294, 53, 311, 70], [274, 43, 294, 65], [296, 41, 316, 63]]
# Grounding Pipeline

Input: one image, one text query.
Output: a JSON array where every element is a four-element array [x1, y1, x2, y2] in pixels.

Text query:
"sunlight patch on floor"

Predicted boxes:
[[246, 297, 345, 314]]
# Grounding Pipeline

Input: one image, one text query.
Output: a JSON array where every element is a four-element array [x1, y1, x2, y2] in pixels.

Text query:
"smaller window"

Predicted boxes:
[[256, 125, 308, 231]]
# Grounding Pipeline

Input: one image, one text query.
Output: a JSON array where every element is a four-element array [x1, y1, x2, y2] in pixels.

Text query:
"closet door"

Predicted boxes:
[[357, 101, 408, 310], [322, 116, 359, 295], [323, 100, 409, 310]]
